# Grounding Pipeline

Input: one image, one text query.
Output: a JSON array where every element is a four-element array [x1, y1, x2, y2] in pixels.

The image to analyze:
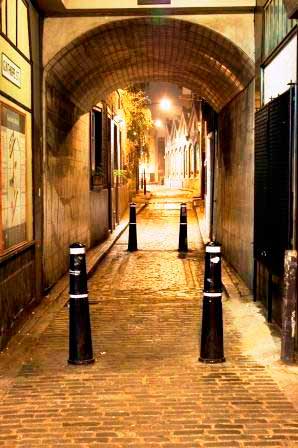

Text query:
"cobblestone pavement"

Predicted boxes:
[[0, 189, 298, 447]]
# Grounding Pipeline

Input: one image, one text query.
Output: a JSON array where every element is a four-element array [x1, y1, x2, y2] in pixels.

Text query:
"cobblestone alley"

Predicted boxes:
[[0, 190, 298, 448]]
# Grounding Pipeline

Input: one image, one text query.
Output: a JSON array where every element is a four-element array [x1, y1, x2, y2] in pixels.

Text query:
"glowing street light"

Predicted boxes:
[[154, 119, 163, 128], [159, 97, 172, 111]]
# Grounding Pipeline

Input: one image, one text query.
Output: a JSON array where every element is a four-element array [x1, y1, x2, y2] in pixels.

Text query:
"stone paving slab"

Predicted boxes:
[[0, 190, 298, 447]]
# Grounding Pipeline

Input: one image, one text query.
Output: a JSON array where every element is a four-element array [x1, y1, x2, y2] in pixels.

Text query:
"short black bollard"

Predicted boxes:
[[199, 241, 225, 363], [68, 243, 95, 365], [128, 203, 138, 252], [178, 203, 188, 252]]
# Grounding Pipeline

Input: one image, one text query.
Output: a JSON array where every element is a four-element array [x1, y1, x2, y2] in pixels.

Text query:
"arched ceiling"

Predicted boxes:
[[45, 17, 255, 112]]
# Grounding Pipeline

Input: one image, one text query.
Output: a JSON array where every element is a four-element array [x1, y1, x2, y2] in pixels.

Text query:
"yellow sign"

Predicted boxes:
[[1, 53, 21, 88], [0, 36, 31, 109]]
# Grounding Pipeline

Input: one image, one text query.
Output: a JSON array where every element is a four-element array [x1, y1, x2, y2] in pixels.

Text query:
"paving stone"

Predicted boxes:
[[0, 190, 297, 447]]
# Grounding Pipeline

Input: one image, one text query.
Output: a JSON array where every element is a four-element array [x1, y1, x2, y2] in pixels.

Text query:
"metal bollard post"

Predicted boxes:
[[68, 243, 95, 365], [199, 241, 225, 363], [128, 203, 138, 252], [178, 203, 188, 252]]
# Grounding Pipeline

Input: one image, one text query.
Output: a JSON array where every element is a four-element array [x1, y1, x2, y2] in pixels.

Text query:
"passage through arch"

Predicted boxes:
[[45, 17, 255, 112]]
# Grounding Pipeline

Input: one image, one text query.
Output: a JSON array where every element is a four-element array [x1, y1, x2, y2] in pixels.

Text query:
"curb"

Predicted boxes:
[[87, 202, 147, 277], [0, 203, 147, 373], [192, 202, 231, 299]]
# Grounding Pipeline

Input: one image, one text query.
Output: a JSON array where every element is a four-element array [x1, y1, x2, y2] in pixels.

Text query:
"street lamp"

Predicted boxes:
[[154, 119, 163, 128], [159, 97, 172, 111], [149, 97, 172, 111]]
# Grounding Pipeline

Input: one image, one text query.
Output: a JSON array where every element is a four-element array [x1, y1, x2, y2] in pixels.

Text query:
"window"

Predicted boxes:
[[263, 34, 297, 104], [264, 0, 297, 58], [17, 0, 30, 58], [0, 103, 29, 252], [90, 108, 104, 189], [0, 0, 30, 60]]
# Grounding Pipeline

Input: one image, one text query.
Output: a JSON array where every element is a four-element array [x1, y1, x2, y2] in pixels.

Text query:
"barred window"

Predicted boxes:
[[264, 0, 297, 58]]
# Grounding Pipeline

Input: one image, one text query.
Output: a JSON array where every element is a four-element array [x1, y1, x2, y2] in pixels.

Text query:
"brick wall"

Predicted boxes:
[[215, 81, 255, 288], [44, 83, 91, 290], [43, 84, 130, 290]]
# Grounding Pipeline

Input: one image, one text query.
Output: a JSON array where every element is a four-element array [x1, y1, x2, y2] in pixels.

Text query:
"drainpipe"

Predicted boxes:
[[210, 114, 217, 241], [293, 82, 298, 352], [292, 83, 298, 250]]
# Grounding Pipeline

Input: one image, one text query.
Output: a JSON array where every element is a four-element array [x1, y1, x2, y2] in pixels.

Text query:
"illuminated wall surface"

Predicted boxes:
[[0, 0, 32, 253], [263, 34, 297, 105]]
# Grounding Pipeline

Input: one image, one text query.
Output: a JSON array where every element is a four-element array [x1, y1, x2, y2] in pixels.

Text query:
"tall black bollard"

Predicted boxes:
[[199, 241, 225, 363], [128, 203, 138, 251], [144, 176, 147, 196], [178, 203, 188, 252], [68, 243, 95, 365]]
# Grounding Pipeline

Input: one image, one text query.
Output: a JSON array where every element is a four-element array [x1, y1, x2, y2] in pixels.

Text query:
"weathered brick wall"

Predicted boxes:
[[44, 83, 91, 290], [215, 81, 255, 288], [44, 85, 129, 290]]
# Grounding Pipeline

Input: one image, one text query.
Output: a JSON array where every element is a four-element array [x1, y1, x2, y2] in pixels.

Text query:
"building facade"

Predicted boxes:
[[43, 86, 130, 290], [0, 0, 43, 349], [165, 102, 202, 192]]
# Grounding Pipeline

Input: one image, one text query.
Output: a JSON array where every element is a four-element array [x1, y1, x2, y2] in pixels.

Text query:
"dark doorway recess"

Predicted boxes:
[[254, 88, 294, 326]]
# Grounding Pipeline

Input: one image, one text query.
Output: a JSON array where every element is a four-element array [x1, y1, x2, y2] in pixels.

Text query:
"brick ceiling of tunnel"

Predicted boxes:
[[46, 17, 255, 112]]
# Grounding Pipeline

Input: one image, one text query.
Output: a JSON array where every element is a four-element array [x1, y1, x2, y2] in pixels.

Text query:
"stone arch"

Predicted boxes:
[[45, 17, 254, 112]]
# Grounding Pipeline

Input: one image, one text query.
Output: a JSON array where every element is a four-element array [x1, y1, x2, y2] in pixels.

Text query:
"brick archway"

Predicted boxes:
[[45, 17, 254, 112]]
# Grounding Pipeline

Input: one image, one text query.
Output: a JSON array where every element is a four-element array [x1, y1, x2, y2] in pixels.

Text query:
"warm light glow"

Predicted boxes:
[[160, 98, 172, 111], [113, 114, 125, 126], [154, 119, 163, 128]]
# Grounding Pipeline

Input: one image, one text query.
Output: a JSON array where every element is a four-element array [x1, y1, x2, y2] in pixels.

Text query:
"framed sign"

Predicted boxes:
[[1, 54, 21, 88], [0, 104, 27, 251]]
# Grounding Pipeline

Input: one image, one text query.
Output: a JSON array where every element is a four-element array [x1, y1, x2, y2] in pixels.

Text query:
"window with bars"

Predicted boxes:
[[264, 0, 297, 58]]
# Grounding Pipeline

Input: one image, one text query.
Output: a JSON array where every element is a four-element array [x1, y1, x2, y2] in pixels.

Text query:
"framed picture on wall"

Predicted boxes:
[[0, 103, 27, 252]]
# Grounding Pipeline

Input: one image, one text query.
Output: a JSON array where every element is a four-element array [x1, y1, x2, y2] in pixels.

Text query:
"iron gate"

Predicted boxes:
[[254, 88, 294, 326]]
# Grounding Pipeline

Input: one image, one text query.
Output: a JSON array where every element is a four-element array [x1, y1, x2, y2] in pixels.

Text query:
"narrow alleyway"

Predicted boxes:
[[0, 189, 298, 447]]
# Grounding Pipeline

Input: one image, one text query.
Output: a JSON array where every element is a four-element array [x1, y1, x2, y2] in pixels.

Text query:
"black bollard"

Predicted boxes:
[[199, 241, 225, 363], [68, 243, 95, 365], [178, 203, 188, 252], [144, 177, 147, 196], [128, 203, 138, 251]]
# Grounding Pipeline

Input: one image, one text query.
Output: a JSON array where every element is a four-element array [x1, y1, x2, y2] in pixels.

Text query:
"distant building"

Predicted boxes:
[[165, 101, 203, 193]]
